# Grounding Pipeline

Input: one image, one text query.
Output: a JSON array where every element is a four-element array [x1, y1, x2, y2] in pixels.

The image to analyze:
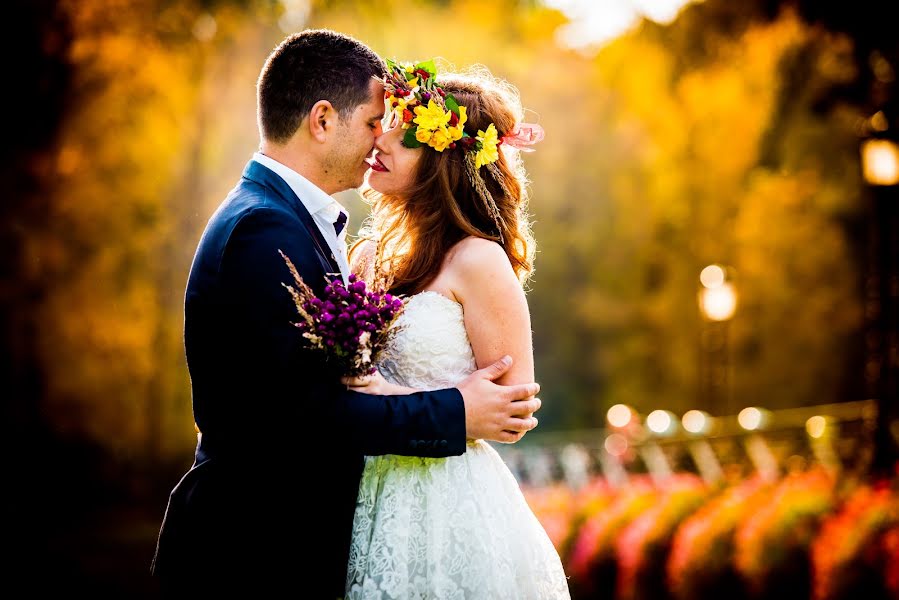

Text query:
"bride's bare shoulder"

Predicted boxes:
[[447, 235, 507, 265], [444, 236, 515, 291]]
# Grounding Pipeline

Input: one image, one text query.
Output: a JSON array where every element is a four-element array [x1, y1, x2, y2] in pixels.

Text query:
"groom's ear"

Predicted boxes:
[[307, 100, 335, 142]]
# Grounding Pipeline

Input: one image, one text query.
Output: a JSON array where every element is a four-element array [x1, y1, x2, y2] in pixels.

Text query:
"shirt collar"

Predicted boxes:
[[252, 151, 342, 219]]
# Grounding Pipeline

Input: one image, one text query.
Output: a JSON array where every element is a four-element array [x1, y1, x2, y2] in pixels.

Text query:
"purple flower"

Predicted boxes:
[[281, 252, 406, 378]]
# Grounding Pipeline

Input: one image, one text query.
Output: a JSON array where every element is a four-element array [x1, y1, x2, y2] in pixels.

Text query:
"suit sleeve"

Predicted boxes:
[[220, 206, 467, 457]]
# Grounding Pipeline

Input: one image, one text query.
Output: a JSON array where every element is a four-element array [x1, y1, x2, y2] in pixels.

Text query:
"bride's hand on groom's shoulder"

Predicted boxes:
[[457, 355, 542, 444], [342, 370, 418, 396]]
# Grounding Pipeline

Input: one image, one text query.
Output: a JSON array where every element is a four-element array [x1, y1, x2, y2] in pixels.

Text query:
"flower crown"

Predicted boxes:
[[383, 58, 500, 168], [381, 58, 544, 242]]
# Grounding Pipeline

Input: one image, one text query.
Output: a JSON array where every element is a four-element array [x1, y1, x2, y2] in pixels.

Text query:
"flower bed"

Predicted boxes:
[[734, 467, 836, 600], [810, 481, 899, 600], [615, 473, 710, 600], [667, 474, 771, 600]]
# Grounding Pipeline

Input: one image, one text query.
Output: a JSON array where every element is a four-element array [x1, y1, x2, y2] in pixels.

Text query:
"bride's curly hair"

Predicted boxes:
[[352, 66, 536, 296]]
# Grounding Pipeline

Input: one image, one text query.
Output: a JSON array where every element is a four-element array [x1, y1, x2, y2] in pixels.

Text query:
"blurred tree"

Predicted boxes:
[[3, 0, 73, 477], [527, 1, 866, 429]]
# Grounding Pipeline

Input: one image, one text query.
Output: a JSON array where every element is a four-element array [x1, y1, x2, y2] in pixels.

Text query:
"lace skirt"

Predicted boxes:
[[345, 440, 571, 600]]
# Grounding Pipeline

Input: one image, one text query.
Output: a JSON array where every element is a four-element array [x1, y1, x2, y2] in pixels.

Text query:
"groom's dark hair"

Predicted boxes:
[[257, 29, 385, 143]]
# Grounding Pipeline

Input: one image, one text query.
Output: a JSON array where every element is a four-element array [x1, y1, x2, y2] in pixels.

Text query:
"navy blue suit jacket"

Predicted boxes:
[[151, 160, 466, 598]]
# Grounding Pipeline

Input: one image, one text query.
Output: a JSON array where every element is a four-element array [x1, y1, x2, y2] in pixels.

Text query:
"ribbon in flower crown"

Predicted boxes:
[[382, 58, 545, 242]]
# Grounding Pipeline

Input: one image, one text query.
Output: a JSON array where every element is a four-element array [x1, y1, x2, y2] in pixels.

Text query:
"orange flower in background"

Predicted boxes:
[[561, 476, 617, 564], [667, 475, 771, 600], [735, 467, 836, 598], [566, 476, 657, 599], [810, 482, 899, 600], [615, 474, 710, 600]]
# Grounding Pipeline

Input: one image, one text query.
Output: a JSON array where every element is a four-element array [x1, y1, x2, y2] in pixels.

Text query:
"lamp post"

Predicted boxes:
[[698, 265, 738, 415], [860, 124, 899, 477]]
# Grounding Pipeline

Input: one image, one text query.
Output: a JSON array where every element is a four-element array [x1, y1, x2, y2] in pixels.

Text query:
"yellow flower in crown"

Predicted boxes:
[[415, 127, 433, 144], [474, 123, 499, 168], [413, 100, 451, 132], [429, 127, 454, 152]]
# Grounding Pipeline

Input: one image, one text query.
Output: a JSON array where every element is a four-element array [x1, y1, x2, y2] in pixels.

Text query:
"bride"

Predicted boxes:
[[342, 60, 571, 599]]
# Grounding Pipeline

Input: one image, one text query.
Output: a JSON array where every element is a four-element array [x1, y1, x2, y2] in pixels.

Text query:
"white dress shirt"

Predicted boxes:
[[252, 152, 350, 284]]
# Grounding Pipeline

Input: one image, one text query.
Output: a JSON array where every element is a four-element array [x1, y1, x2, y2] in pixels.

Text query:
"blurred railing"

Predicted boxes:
[[495, 399, 881, 489]]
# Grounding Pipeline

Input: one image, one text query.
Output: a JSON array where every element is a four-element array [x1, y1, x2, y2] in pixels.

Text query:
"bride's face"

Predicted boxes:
[[365, 111, 421, 197]]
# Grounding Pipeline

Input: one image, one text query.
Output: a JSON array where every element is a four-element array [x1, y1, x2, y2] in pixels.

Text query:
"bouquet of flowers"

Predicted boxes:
[[280, 251, 404, 377]]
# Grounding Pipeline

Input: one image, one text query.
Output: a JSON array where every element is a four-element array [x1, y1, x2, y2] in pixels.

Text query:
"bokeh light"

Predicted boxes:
[[604, 432, 629, 456], [698, 282, 738, 321], [861, 138, 899, 186], [647, 409, 675, 435], [738, 407, 765, 430], [682, 409, 710, 434], [806, 415, 828, 439], [607, 403, 634, 428], [699, 264, 726, 288]]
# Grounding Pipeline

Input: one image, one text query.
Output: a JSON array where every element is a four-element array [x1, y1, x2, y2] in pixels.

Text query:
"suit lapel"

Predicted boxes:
[[242, 160, 341, 275]]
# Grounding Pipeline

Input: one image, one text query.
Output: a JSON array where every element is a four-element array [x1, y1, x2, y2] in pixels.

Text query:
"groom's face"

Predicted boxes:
[[326, 80, 387, 192]]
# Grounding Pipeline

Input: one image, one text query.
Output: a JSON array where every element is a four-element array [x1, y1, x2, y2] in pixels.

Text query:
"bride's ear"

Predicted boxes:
[[307, 100, 335, 142]]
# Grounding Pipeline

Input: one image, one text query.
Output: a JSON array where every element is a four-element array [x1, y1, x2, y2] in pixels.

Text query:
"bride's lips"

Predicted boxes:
[[366, 155, 389, 173]]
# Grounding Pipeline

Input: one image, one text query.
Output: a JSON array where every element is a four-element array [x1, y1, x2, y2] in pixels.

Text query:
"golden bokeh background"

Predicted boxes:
[[5, 0, 897, 596]]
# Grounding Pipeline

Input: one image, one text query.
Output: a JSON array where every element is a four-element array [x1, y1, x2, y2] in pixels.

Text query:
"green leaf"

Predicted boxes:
[[403, 127, 423, 148], [416, 59, 437, 78], [445, 94, 460, 117]]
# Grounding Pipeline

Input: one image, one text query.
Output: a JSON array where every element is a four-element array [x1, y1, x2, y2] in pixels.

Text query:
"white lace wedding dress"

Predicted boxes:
[[345, 291, 571, 599]]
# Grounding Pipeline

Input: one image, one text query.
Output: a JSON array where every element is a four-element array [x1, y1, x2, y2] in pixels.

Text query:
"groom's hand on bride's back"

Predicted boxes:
[[457, 355, 541, 444]]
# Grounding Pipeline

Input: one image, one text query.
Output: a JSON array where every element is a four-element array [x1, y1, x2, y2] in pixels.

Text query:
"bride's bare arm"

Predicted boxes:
[[446, 237, 535, 390]]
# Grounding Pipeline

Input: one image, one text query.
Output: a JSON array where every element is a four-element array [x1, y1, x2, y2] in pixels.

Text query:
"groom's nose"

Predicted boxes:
[[374, 132, 388, 152]]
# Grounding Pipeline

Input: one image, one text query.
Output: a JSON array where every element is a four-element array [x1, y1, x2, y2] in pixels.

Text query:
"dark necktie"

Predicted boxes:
[[334, 211, 347, 236]]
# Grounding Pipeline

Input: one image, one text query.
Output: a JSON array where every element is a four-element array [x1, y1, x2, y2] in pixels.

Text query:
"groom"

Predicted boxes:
[[150, 29, 542, 598]]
